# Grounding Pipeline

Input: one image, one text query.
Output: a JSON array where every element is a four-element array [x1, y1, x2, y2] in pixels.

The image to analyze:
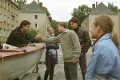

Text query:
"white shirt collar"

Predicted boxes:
[[65, 29, 69, 32]]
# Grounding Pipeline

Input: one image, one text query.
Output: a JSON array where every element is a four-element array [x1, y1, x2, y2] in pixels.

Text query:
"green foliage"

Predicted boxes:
[[71, 5, 89, 26], [43, 7, 50, 16], [108, 2, 118, 13], [13, 0, 27, 9], [51, 20, 59, 36], [26, 29, 38, 37], [43, 7, 52, 21], [66, 22, 72, 30]]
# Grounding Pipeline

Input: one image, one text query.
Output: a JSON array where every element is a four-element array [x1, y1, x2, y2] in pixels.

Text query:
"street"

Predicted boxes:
[[37, 45, 92, 80]]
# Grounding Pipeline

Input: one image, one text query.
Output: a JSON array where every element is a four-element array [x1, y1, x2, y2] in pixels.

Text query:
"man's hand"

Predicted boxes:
[[35, 34, 41, 40], [72, 59, 78, 63]]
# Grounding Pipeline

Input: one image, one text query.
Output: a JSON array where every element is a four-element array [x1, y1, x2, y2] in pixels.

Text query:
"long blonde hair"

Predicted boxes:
[[94, 14, 120, 51], [112, 31, 120, 50], [47, 26, 53, 31]]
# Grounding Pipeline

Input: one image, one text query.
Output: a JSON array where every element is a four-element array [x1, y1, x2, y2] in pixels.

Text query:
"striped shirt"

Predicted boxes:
[[41, 30, 81, 62]]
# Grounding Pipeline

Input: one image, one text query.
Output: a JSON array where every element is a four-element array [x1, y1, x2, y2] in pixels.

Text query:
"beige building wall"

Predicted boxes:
[[81, 16, 89, 31], [21, 12, 50, 37], [118, 10, 120, 43], [46, 17, 51, 27], [89, 14, 118, 36], [0, 0, 20, 43], [82, 14, 118, 44]]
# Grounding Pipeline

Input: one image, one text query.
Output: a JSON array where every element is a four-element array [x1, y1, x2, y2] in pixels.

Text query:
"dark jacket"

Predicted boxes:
[[74, 27, 91, 53], [6, 27, 36, 47], [45, 34, 59, 65]]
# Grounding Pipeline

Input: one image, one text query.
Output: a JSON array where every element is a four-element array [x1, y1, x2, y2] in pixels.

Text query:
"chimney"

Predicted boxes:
[[92, 4, 95, 10], [39, 2, 42, 8], [96, 2, 98, 7], [38, 0, 39, 3], [89, 8, 92, 12], [39, 2, 44, 10]]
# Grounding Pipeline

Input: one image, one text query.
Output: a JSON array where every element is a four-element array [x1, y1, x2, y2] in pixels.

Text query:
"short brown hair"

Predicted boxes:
[[69, 17, 80, 26], [20, 20, 31, 28], [58, 22, 67, 29]]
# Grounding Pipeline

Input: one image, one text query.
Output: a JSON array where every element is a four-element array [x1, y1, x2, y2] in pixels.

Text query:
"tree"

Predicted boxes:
[[51, 19, 59, 36], [27, 29, 38, 37], [66, 22, 72, 30], [13, 0, 27, 9], [108, 2, 118, 13], [43, 7, 52, 21], [71, 5, 89, 26], [43, 7, 50, 16]]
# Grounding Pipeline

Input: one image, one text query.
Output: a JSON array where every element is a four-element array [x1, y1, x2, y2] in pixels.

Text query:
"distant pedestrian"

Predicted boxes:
[[40, 22, 81, 80], [85, 14, 120, 79], [44, 26, 59, 80], [69, 18, 91, 80]]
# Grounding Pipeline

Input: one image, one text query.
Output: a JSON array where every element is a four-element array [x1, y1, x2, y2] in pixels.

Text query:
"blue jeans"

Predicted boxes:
[[64, 62, 78, 80]]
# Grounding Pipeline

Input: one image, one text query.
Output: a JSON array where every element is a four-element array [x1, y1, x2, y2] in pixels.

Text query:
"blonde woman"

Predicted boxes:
[[85, 14, 120, 79], [44, 26, 59, 80]]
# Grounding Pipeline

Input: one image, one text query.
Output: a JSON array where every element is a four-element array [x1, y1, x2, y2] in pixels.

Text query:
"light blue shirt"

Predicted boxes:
[[85, 33, 120, 79]]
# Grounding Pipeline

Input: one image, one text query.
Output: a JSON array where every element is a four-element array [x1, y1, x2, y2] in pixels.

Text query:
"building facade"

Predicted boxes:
[[118, 10, 120, 43], [21, 1, 51, 37], [0, 0, 21, 43], [81, 2, 120, 43]]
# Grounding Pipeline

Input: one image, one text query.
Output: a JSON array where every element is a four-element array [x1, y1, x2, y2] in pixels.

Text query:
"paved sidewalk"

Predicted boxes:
[[37, 45, 92, 80]]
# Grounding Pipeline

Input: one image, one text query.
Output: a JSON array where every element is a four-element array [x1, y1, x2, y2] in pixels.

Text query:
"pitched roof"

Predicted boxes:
[[21, 1, 45, 13], [90, 2, 116, 14]]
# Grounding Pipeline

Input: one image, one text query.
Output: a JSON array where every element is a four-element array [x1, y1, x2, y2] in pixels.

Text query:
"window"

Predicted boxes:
[[0, 13, 2, 21], [11, 24, 14, 28], [14, 7, 15, 14], [4, 1, 6, 9], [35, 15, 38, 19], [16, 9, 18, 16], [0, 28, 2, 36], [12, 18, 15, 25], [3, 29, 6, 37], [6, 30, 9, 37], [11, 5, 13, 12], [8, 17, 10, 23], [14, 8, 16, 14], [12, 6, 14, 13], [16, 21, 18, 26], [9, 5, 11, 12], [34, 23, 38, 28], [4, 15, 7, 22], [8, 3, 10, 11], [0, 0, 2, 6]]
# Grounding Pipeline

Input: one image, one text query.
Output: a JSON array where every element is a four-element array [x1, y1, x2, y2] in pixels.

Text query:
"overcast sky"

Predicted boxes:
[[27, 0, 120, 21]]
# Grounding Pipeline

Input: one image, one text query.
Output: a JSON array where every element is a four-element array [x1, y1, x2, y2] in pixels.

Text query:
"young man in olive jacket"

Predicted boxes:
[[69, 18, 91, 80]]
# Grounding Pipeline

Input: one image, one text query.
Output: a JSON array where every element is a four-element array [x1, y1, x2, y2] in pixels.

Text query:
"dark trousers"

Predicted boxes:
[[44, 58, 55, 80], [64, 62, 78, 80], [79, 52, 86, 80]]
